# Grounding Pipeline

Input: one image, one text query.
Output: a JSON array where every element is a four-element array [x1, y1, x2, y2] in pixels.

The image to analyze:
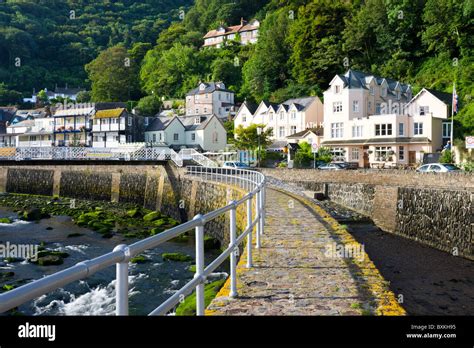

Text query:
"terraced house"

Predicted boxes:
[[322, 70, 451, 168], [186, 81, 235, 119], [234, 97, 324, 150], [203, 18, 260, 48], [91, 108, 144, 148]]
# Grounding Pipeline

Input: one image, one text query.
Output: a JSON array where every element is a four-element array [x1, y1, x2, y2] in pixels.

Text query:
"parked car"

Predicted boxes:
[[332, 162, 358, 170], [222, 161, 251, 169], [317, 163, 347, 170], [416, 163, 461, 173]]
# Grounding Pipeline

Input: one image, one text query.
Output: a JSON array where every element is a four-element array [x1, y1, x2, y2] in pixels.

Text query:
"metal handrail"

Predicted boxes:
[[0, 166, 266, 316]]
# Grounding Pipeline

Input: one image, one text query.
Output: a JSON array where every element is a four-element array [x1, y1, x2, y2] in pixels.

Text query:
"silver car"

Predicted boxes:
[[416, 163, 460, 173]]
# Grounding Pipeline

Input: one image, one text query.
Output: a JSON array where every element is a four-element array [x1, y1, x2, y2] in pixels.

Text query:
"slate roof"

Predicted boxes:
[[145, 116, 177, 132], [335, 70, 411, 100], [287, 127, 324, 139], [187, 82, 234, 96], [424, 89, 452, 106], [282, 96, 317, 111], [239, 101, 258, 114], [145, 114, 223, 132]]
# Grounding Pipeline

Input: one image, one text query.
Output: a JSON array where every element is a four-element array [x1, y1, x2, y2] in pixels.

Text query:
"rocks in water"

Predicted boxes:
[[32, 250, 69, 266], [0, 271, 15, 280], [130, 255, 148, 264], [0, 217, 13, 224], [143, 211, 161, 222], [22, 208, 50, 221], [67, 233, 84, 238], [162, 252, 193, 262]]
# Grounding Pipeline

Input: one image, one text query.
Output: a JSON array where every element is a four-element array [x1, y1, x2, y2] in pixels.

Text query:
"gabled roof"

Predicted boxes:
[[406, 88, 452, 108], [286, 127, 324, 139], [179, 114, 224, 131], [186, 82, 234, 96], [145, 116, 184, 132], [237, 101, 258, 115], [333, 70, 411, 96], [282, 96, 317, 111]]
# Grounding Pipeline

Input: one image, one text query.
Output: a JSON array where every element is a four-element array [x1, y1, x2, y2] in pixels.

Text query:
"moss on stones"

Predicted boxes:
[[175, 279, 226, 316], [0, 217, 12, 224], [162, 252, 193, 262]]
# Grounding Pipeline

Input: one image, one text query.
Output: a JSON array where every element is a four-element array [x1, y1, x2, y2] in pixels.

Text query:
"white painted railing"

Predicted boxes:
[[179, 148, 218, 167], [0, 147, 184, 167], [0, 166, 265, 316]]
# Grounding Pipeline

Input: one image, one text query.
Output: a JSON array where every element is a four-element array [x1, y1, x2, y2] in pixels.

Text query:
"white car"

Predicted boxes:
[[416, 163, 460, 173], [317, 163, 346, 171]]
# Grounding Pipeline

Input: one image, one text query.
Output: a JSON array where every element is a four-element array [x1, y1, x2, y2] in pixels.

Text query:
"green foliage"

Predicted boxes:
[[293, 142, 332, 168], [439, 150, 454, 164], [0, 83, 22, 106], [233, 124, 273, 150], [0, 0, 193, 93], [136, 95, 162, 116], [85, 45, 142, 102], [162, 253, 193, 262], [223, 120, 235, 141], [175, 279, 226, 316]]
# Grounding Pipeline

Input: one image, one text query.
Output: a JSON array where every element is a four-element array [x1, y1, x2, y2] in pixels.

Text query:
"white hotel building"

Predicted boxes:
[[322, 70, 452, 168]]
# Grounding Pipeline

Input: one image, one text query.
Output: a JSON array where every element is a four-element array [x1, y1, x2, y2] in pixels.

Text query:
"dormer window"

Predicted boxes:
[[397, 91, 401, 100], [199, 83, 206, 91], [370, 87, 374, 95], [382, 88, 387, 97], [334, 85, 341, 94], [194, 117, 201, 125]]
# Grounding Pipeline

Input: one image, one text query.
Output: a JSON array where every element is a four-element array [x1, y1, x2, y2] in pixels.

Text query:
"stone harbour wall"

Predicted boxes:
[[0, 164, 250, 246], [261, 168, 474, 190], [265, 170, 473, 260]]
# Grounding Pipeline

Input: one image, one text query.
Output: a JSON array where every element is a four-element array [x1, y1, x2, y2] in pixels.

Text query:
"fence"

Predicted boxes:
[[0, 166, 265, 316], [0, 147, 187, 167]]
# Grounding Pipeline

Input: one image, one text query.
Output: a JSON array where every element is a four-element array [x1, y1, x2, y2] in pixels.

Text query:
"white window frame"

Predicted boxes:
[[352, 100, 359, 113], [331, 123, 343, 138], [352, 125, 363, 138], [333, 102, 343, 113], [399, 123, 404, 136], [414, 122, 423, 135], [351, 148, 360, 161]]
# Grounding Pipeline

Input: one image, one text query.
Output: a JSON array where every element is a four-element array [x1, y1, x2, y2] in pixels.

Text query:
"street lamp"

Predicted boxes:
[[257, 126, 263, 168]]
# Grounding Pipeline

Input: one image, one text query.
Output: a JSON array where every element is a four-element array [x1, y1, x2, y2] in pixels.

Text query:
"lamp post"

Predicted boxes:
[[257, 126, 263, 168]]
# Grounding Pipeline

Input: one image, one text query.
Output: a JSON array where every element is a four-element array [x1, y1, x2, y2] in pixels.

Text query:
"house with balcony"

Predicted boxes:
[[145, 114, 227, 152], [321, 70, 451, 168], [53, 106, 94, 147], [16, 117, 55, 147], [91, 108, 144, 148], [234, 96, 324, 150], [186, 81, 235, 119], [203, 19, 259, 48]]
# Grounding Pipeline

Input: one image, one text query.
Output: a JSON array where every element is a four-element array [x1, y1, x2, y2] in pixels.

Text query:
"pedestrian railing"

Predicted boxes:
[[179, 148, 218, 167], [0, 166, 265, 316], [0, 146, 184, 167]]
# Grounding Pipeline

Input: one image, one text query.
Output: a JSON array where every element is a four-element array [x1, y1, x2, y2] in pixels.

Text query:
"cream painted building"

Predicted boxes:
[[234, 97, 324, 148], [322, 70, 452, 167]]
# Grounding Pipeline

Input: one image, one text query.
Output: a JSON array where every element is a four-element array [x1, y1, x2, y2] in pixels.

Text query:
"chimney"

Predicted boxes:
[[241, 17, 244, 26]]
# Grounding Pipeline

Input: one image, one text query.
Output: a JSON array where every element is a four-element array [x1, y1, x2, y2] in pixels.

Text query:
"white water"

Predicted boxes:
[[32, 274, 145, 316]]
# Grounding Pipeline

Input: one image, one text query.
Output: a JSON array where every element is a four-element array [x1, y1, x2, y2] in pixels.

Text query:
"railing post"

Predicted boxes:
[[229, 200, 238, 297], [113, 244, 129, 316], [194, 214, 205, 316], [256, 190, 261, 249], [260, 184, 265, 236], [246, 196, 253, 268]]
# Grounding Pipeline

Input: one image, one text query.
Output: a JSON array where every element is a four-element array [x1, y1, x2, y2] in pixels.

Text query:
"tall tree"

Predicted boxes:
[[85, 45, 140, 102]]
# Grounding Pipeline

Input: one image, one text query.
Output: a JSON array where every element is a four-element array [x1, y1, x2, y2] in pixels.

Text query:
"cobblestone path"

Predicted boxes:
[[206, 188, 404, 315]]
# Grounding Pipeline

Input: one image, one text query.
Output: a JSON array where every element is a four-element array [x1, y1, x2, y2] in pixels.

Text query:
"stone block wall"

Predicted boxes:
[[0, 163, 252, 246], [265, 169, 473, 260]]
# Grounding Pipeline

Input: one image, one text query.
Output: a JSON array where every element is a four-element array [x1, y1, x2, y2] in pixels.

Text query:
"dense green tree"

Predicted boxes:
[[233, 124, 273, 150], [0, 83, 22, 106], [136, 95, 163, 116], [288, 0, 350, 89], [241, 8, 292, 101], [85, 45, 140, 102]]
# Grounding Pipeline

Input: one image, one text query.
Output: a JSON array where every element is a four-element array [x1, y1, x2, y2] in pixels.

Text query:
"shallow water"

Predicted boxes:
[[0, 207, 225, 316]]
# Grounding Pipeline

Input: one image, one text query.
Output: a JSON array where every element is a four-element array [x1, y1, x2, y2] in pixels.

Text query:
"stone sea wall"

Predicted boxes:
[[265, 170, 473, 260], [0, 164, 250, 246]]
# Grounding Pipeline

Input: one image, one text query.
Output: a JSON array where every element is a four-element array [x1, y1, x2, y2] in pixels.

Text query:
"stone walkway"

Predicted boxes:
[[206, 188, 405, 315]]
